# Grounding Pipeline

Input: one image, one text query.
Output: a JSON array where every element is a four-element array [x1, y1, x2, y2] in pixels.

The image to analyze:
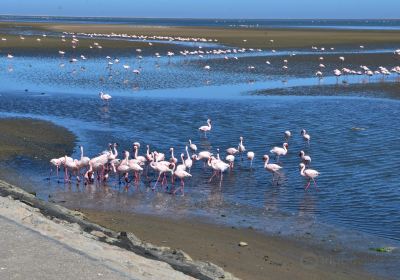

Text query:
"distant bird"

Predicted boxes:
[[299, 150, 312, 165], [226, 147, 239, 155], [263, 155, 282, 181], [199, 119, 212, 137], [225, 154, 235, 169], [284, 130, 291, 141], [238, 136, 246, 159], [301, 129, 311, 144], [188, 139, 197, 152], [173, 169, 192, 196], [270, 143, 288, 162], [99, 91, 112, 102], [299, 163, 320, 191], [247, 151, 255, 168]]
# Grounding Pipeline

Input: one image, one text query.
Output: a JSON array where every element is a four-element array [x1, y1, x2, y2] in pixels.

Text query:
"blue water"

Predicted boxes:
[[0, 21, 399, 253], [1, 15, 400, 30]]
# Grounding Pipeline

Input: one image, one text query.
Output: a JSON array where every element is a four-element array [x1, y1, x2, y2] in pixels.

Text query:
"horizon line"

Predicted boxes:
[[0, 14, 399, 21]]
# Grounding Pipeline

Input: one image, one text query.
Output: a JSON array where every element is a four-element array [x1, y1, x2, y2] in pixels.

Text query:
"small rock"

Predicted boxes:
[[238, 241, 248, 247], [91, 230, 107, 238]]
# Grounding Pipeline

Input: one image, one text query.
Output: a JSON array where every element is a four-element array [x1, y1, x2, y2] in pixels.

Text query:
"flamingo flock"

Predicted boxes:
[[2, 29, 400, 90], [50, 119, 320, 194]]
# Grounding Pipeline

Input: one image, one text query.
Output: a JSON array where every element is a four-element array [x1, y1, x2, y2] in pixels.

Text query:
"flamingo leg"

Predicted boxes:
[[312, 178, 319, 191], [304, 180, 311, 190], [153, 172, 162, 190], [209, 170, 217, 182]]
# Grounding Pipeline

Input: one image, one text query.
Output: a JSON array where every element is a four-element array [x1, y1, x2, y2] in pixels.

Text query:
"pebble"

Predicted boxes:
[[238, 241, 248, 247]]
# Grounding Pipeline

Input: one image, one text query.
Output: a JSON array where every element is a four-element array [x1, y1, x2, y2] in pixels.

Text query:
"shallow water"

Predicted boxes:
[[0, 29, 399, 250]]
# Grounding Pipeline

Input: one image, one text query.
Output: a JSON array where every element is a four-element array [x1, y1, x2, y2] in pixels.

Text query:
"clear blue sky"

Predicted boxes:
[[1, 0, 399, 19]]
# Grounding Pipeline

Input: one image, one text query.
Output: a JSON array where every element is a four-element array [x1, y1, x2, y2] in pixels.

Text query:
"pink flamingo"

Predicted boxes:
[[301, 129, 311, 145], [63, 155, 81, 183], [299, 163, 320, 191], [192, 151, 213, 168], [199, 119, 212, 137], [247, 151, 255, 168], [208, 156, 229, 185], [270, 143, 288, 162], [184, 146, 193, 171], [173, 169, 192, 196], [50, 156, 72, 182], [263, 155, 282, 182], [299, 150, 312, 165], [150, 161, 175, 190]]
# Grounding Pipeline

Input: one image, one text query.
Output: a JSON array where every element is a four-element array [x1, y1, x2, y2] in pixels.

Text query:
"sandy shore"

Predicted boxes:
[[80, 209, 382, 280], [0, 118, 75, 161], [2, 21, 400, 49], [0, 180, 236, 279]]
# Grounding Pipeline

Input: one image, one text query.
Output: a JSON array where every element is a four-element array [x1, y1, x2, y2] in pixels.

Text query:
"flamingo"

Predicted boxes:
[[63, 156, 81, 183], [50, 156, 72, 182], [301, 129, 311, 144], [150, 161, 175, 190], [225, 154, 235, 169], [184, 146, 193, 171], [176, 153, 187, 171], [89, 152, 109, 182], [238, 136, 246, 160], [99, 91, 112, 103], [107, 143, 118, 161], [117, 151, 131, 183], [270, 143, 288, 162], [263, 155, 282, 181], [226, 147, 239, 155], [207, 156, 229, 184], [188, 139, 197, 152], [169, 147, 178, 163], [173, 169, 192, 196], [133, 144, 147, 164], [146, 145, 154, 162], [284, 130, 292, 141], [128, 156, 143, 185], [84, 162, 95, 185], [76, 145, 90, 170], [299, 163, 320, 191], [247, 151, 255, 168], [192, 151, 213, 167], [199, 119, 212, 137], [299, 150, 312, 165]]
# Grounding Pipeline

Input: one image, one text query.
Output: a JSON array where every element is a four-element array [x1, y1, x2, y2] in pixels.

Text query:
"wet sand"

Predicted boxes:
[[251, 81, 400, 99], [81, 209, 379, 280], [2, 21, 400, 48], [0, 118, 75, 161], [0, 118, 76, 192]]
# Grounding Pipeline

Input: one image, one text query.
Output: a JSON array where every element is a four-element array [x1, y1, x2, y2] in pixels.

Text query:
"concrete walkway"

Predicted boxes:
[[0, 195, 194, 280], [0, 215, 133, 280]]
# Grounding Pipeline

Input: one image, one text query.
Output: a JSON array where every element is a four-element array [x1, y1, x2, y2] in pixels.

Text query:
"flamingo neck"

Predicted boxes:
[[300, 165, 306, 176], [264, 157, 269, 167], [186, 147, 190, 159], [134, 147, 138, 159], [80, 146, 84, 158]]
